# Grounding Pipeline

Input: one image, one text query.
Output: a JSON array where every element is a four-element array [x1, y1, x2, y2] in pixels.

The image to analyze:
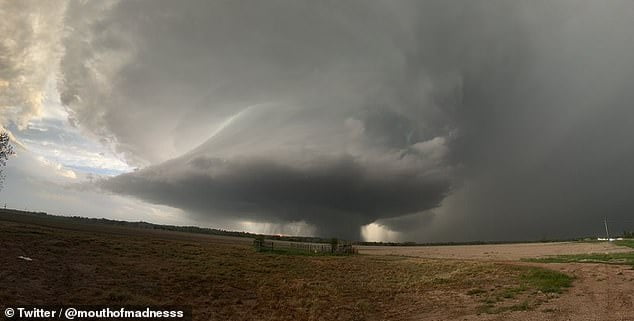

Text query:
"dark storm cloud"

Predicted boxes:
[[58, 0, 634, 240], [59, 0, 419, 165], [100, 155, 450, 239], [375, 211, 437, 234], [424, 1, 634, 242]]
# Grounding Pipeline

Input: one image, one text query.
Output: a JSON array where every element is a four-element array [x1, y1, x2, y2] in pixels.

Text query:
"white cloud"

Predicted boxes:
[[0, 0, 67, 128], [0, 150, 186, 225], [361, 223, 401, 242], [239, 221, 317, 237], [12, 79, 132, 176]]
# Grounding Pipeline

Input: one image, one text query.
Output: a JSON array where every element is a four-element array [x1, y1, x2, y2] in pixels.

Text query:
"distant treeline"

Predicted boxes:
[[0, 208, 606, 246], [0, 208, 339, 244]]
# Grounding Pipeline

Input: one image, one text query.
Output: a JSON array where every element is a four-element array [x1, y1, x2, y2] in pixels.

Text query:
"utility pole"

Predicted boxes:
[[604, 217, 610, 240]]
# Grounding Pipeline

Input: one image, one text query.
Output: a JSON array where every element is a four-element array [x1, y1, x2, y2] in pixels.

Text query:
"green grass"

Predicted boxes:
[[525, 240, 634, 266], [4, 219, 572, 320], [471, 266, 573, 314], [526, 240, 634, 266], [519, 268, 573, 293], [615, 239, 634, 249], [526, 252, 634, 265]]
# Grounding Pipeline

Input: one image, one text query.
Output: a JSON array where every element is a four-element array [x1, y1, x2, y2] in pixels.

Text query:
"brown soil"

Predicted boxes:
[[0, 218, 558, 321], [2, 213, 633, 320], [361, 243, 634, 320], [454, 262, 634, 321], [359, 242, 632, 261]]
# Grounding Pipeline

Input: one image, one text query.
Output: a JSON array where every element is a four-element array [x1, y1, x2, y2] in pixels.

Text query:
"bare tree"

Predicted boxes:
[[0, 131, 15, 191]]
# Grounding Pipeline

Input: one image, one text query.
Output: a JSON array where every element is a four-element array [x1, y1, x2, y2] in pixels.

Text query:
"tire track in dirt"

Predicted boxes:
[[457, 263, 634, 321]]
